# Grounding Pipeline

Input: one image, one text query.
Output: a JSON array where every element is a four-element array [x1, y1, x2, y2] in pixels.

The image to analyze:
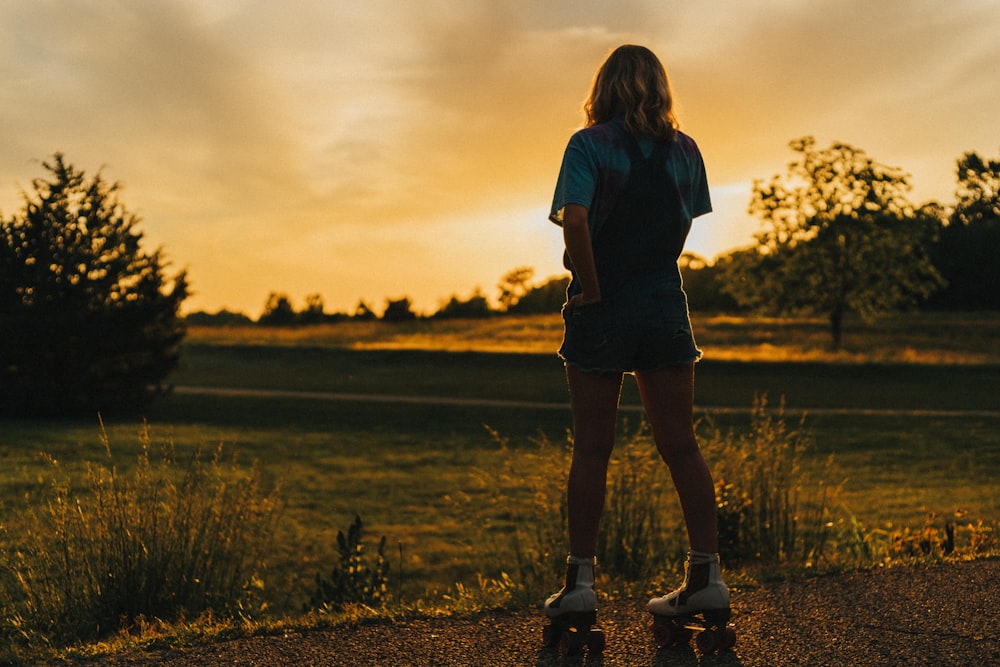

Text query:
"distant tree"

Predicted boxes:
[[185, 309, 253, 326], [508, 274, 570, 314], [723, 137, 943, 348], [300, 293, 327, 324], [434, 288, 493, 319], [0, 153, 189, 415], [354, 300, 377, 321], [497, 266, 534, 312], [678, 253, 741, 313], [259, 292, 296, 325], [382, 297, 417, 322], [927, 150, 1000, 310]]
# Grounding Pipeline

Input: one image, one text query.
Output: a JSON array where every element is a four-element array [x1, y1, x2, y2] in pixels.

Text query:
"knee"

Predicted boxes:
[[572, 439, 614, 469], [655, 431, 700, 468]]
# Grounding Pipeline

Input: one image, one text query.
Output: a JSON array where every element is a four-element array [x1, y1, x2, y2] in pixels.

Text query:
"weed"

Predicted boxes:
[[464, 400, 848, 602], [852, 512, 1000, 566], [306, 515, 391, 612]]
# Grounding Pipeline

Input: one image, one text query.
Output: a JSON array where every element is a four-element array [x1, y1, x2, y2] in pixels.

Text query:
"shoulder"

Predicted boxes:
[[672, 131, 704, 159], [562, 122, 630, 176], [568, 121, 625, 152]]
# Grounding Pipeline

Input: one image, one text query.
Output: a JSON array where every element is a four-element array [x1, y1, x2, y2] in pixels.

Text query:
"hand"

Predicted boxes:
[[565, 292, 602, 315]]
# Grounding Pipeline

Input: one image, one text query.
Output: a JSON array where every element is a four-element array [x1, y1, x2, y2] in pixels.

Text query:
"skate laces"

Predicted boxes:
[[675, 552, 719, 604]]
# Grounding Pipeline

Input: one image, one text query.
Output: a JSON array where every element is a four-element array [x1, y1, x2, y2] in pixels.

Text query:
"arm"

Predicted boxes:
[[562, 203, 602, 308]]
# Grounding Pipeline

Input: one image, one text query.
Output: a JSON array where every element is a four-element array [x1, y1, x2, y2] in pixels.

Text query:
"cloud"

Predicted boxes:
[[2, 0, 998, 314]]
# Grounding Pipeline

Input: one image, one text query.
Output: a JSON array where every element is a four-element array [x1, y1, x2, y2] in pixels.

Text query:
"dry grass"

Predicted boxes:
[[188, 311, 1000, 365], [186, 315, 564, 354]]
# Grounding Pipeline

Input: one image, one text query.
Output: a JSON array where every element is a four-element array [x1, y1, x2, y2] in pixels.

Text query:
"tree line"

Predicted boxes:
[[186, 266, 571, 327], [2, 140, 997, 414]]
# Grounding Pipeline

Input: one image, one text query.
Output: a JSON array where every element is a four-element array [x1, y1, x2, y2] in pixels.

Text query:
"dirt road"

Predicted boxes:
[[82, 559, 999, 667]]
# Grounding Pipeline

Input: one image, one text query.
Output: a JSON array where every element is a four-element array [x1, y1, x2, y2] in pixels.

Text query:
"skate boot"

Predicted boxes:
[[647, 551, 735, 653], [541, 556, 605, 655]]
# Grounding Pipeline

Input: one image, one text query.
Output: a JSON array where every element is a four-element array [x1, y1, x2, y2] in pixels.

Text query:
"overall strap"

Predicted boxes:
[[592, 126, 680, 296], [618, 125, 674, 168]]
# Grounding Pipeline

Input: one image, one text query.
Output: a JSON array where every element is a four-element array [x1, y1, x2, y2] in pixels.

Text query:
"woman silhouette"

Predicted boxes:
[[543, 44, 730, 645]]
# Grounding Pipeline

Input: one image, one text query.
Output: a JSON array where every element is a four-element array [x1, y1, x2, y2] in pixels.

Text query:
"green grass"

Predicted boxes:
[[1, 312, 999, 661]]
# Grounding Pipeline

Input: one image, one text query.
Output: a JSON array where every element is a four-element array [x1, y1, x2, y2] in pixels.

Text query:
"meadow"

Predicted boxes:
[[1, 311, 998, 643]]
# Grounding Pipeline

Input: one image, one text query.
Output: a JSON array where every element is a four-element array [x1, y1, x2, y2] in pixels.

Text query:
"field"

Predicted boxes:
[[1, 311, 999, 617]]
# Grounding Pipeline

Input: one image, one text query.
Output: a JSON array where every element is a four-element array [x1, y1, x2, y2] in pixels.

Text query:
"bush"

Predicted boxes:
[[0, 424, 281, 646]]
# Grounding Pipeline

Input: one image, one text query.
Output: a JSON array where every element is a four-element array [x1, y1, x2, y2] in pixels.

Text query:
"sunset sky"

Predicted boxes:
[[2, 0, 998, 316]]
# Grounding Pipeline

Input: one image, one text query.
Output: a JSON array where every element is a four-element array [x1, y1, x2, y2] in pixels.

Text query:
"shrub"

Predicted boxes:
[[0, 423, 281, 646], [306, 515, 391, 611]]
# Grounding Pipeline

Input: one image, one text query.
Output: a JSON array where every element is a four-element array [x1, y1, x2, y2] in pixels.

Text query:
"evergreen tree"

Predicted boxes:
[[0, 154, 188, 415]]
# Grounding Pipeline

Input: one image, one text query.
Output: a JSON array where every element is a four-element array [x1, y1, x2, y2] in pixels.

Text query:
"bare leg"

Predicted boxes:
[[565, 364, 623, 558], [635, 364, 719, 553]]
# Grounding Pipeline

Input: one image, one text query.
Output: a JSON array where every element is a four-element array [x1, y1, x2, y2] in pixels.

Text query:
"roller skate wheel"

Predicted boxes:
[[720, 627, 737, 650], [649, 618, 670, 647], [559, 627, 586, 656], [541, 623, 560, 647], [695, 628, 722, 654], [588, 627, 606, 652], [650, 618, 691, 647]]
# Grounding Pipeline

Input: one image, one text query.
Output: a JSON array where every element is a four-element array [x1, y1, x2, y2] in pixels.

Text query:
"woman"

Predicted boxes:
[[544, 45, 730, 633]]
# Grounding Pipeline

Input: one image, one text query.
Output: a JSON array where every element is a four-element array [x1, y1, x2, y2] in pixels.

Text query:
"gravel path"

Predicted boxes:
[[78, 559, 999, 667]]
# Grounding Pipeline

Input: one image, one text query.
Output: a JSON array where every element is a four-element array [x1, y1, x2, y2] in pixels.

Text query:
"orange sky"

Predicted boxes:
[[2, 1, 999, 316]]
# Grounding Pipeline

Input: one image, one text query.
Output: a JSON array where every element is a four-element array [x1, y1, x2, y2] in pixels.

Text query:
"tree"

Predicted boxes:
[[354, 300, 376, 321], [381, 297, 417, 322], [434, 288, 492, 319], [928, 150, 1000, 309], [0, 153, 188, 415], [724, 137, 943, 348], [259, 292, 296, 325], [508, 274, 571, 314], [678, 253, 740, 313], [300, 293, 327, 324], [497, 266, 534, 312], [185, 309, 253, 326]]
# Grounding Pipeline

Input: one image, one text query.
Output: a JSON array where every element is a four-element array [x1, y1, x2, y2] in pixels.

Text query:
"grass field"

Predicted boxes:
[[2, 312, 998, 619]]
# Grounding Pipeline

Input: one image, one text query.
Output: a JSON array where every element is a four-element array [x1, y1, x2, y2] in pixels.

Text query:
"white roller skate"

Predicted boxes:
[[647, 551, 735, 653], [541, 556, 605, 656]]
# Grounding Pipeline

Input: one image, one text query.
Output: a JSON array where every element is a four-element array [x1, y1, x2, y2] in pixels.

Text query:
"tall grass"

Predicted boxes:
[[0, 422, 281, 652], [597, 422, 686, 584], [458, 428, 571, 608], [460, 401, 840, 607], [703, 395, 839, 567]]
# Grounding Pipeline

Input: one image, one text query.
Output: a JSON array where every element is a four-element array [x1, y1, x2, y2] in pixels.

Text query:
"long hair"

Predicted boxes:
[[584, 45, 677, 141]]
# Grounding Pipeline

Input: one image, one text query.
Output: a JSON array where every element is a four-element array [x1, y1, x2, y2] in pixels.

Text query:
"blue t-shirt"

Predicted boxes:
[[549, 117, 712, 240], [549, 117, 712, 321]]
